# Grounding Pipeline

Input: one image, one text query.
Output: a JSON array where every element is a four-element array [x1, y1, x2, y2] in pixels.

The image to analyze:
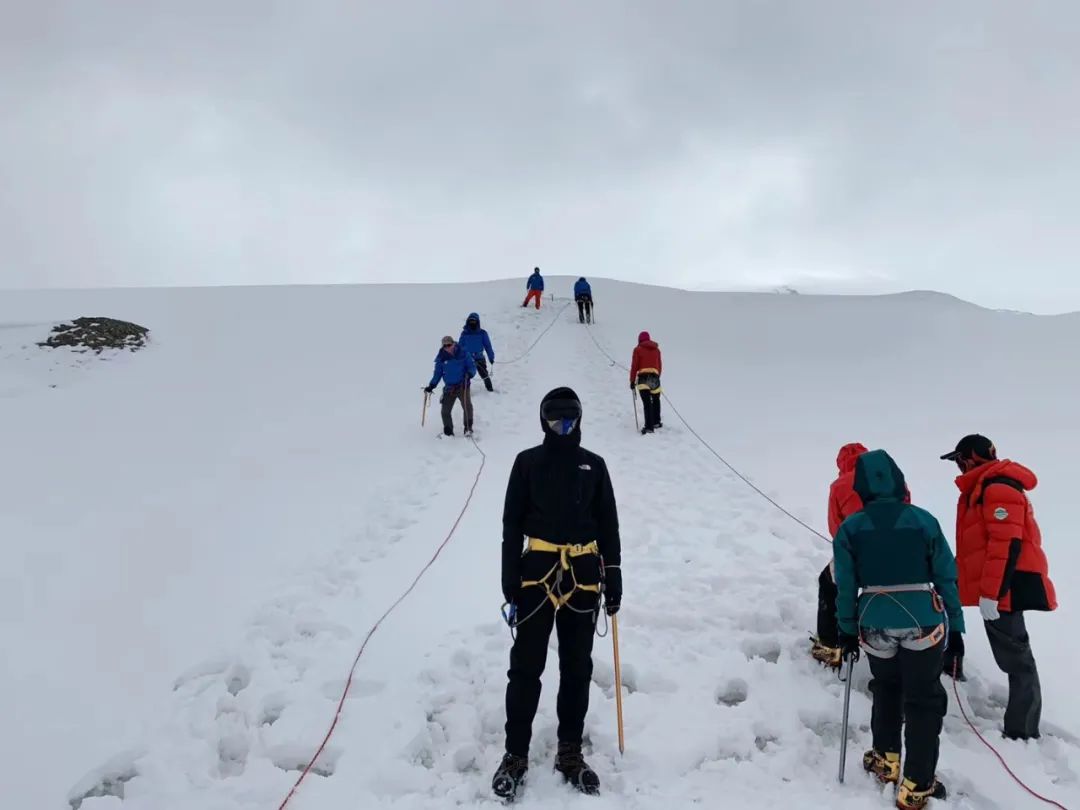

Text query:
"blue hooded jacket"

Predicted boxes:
[[459, 312, 494, 362], [574, 278, 592, 298], [429, 344, 477, 388], [526, 270, 544, 291]]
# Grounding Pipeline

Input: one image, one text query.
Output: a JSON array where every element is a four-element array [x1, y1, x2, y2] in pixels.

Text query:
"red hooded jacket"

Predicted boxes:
[[828, 442, 911, 537], [630, 332, 662, 384], [828, 443, 868, 536], [954, 459, 1056, 612]]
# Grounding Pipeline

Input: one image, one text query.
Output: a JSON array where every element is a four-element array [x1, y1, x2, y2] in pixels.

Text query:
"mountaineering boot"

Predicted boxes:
[[896, 777, 947, 809], [554, 742, 600, 795], [484, 377, 494, 392], [810, 636, 842, 669], [641, 427, 654, 435], [443, 427, 454, 437], [492, 753, 528, 802], [863, 749, 901, 784]]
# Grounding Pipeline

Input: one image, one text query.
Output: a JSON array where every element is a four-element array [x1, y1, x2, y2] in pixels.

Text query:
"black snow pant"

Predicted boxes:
[[986, 611, 1042, 739], [637, 388, 661, 429], [474, 356, 494, 390], [865, 632, 947, 788], [440, 383, 473, 434], [576, 297, 593, 323], [816, 564, 839, 647], [504, 556, 600, 757]]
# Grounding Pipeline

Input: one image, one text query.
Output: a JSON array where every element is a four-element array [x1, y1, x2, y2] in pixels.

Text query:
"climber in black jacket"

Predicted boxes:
[[491, 387, 622, 802]]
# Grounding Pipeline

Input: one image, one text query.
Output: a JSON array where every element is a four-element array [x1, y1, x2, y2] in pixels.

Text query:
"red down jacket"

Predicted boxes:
[[954, 459, 1057, 612]]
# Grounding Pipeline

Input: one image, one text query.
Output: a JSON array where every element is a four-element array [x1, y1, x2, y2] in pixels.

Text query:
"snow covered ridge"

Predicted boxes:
[[2, 280, 1078, 809]]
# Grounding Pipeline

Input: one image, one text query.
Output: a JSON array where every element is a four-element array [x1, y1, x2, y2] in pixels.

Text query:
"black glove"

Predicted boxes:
[[603, 565, 622, 615], [502, 549, 520, 606], [629, 381, 636, 390], [423, 385, 435, 394], [942, 632, 965, 680], [838, 632, 860, 661]]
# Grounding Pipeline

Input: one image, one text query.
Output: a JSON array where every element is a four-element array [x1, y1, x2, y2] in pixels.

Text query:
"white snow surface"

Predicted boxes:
[[3, 279, 1079, 809]]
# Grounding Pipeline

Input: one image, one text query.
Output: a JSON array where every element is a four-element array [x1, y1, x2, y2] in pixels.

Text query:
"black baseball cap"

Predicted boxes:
[[940, 434, 997, 462]]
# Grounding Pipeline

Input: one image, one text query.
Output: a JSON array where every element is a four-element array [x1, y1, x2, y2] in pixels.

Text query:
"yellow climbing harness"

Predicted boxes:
[[634, 368, 663, 394], [520, 538, 601, 609]]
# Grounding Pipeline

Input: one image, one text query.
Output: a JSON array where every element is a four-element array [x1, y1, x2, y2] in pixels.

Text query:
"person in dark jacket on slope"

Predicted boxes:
[[522, 268, 544, 309], [459, 312, 496, 392], [834, 449, 963, 810], [492, 387, 622, 802], [573, 278, 593, 324], [423, 336, 476, 436]]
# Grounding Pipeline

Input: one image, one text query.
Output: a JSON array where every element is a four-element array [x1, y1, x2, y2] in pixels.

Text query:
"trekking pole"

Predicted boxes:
[[838, 653, 854, 783], [631, 388, 640, 432], [421, 390, 431, 427], [612, 614, 626, 755]]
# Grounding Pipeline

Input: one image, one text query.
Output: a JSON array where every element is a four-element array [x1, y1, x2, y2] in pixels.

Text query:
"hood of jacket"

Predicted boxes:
[[539, 386, 582, 449], [836, 442, 869, 474], [464, 312, 482, 331], [853, 449, 907, 504], [956, 459, 1038, 502]]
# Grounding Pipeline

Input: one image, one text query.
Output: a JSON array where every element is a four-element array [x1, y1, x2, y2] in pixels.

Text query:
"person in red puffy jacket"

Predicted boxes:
[[941, 434, 1056, 740], [811, 443, 868, 667], [630, 332, 663, 434]]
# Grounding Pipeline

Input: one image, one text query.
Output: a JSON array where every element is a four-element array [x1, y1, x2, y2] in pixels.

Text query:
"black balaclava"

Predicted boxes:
[[539, 387, 582, 449]]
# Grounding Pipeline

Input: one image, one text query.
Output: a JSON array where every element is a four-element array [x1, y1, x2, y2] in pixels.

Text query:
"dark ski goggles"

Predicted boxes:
[[541, 398, 581, 435]]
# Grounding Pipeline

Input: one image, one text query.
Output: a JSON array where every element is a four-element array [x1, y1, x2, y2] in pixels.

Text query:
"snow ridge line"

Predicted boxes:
[[276, 437, 489, 810], [579, 324, 831, 545], [952, 676, 1071, 810]]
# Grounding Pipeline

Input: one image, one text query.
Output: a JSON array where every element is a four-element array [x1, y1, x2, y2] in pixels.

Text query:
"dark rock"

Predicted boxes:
[[38, 317, 150, 354]]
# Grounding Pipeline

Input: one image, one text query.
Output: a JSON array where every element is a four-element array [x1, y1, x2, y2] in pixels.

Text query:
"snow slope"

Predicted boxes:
[[2, 280, 1078, 809]]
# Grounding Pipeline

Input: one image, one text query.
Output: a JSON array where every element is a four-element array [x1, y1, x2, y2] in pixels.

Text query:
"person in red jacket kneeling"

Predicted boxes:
[[812, 442, 913, 668], [812, 443, 868, 667], [941, 434, 1057, 741]]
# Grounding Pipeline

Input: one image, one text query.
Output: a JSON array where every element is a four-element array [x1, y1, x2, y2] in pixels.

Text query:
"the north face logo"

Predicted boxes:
[[579, 464, 591, 471]]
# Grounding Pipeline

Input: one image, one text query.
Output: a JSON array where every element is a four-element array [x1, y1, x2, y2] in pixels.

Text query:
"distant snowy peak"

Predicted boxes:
[[772, 285, 800, 295]]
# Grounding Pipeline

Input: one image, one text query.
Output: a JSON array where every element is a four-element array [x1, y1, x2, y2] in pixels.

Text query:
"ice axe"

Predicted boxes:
[[631, 387, 640, 432], [421, 389, 431, 427], [838, 653, 855, 783], [612, 614, 625, 755]]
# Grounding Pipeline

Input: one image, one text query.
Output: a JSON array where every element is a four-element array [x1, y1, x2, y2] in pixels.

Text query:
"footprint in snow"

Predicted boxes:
[[225, 663, 251, 696], [716, 678, 749, 707], [741, 638, 782, 664]]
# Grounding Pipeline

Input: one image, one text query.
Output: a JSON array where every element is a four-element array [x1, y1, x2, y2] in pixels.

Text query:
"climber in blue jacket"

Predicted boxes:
[[573, 278, 593, 324], [424, 335, 477, 436], [459, 312, 495, 392], [522, 268, 544, 309]]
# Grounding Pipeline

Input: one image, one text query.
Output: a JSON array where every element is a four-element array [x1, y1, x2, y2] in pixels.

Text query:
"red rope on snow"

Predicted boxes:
[[951, 674, 1070, 809], [277, 439, 487, 810]]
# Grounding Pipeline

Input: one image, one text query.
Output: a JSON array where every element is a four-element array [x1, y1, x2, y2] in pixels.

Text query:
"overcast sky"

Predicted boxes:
[[1, 2, 1077, 312]]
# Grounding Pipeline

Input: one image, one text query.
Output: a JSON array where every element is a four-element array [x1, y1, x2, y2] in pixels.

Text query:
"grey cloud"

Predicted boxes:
[[1, 1, 1077, 311]]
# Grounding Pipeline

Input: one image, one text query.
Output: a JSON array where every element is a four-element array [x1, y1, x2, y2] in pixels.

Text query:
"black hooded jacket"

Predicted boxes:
[[501, 388, 621, 596]]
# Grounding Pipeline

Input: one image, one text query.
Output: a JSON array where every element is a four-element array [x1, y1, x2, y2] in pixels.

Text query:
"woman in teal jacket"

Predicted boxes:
[[833, 449, 964, 809]]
